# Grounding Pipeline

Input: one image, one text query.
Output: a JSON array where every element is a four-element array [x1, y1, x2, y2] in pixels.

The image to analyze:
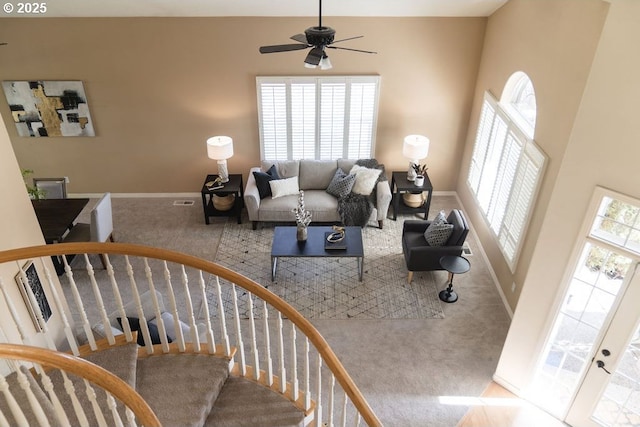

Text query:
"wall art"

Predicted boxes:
[[2, 80, 95, 137], [15, 260, 52, 331]]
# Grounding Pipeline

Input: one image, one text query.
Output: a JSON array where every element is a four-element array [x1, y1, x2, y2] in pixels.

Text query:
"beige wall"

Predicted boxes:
[[496, 0, 640, 393], [456, 0, 609, 309], [0, 106, 66, 348], [0, 17, 485, 193]]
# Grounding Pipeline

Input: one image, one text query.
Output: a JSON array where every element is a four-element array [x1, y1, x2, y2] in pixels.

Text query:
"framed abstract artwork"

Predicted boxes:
[[2, 80, 95, 137], [15, 260, 52, 331]]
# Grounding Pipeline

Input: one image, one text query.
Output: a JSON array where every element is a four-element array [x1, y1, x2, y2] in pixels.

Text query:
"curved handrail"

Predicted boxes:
[[0, 343, 161, 427], [0, 242, 382, 426]]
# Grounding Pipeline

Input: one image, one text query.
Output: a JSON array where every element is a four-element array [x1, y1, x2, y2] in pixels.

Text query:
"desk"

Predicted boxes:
[[32, 198, 90, 243]]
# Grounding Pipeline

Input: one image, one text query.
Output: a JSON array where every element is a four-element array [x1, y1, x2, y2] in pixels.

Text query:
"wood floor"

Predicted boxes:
[[457, 382, 568, 427]]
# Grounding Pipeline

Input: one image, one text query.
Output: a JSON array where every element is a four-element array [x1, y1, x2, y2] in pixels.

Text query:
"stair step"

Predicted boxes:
[[205, 377, 305, 427], [1, 366, 59, 426], [136, 353, 230, 427], [83, 341, 138, 388]]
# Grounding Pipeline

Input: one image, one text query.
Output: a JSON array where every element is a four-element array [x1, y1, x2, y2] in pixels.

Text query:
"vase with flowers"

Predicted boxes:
[[292, 190, 312, 242]]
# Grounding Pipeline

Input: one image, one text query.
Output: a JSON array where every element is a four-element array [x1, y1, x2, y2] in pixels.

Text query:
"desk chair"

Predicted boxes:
[[33, 178, 67, 199], [63, 193, 114, 268]]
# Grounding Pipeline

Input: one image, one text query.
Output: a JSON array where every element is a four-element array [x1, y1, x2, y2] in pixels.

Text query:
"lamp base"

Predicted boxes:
[[407, 161, 417, 181], [217, 160, 230, 183]]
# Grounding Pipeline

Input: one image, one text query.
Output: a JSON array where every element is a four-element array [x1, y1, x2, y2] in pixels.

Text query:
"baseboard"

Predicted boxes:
[[70, 192, 201, 199], [454, 193, 514, 319]]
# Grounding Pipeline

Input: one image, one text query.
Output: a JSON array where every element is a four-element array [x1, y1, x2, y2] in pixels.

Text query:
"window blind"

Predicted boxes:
[[257, 76, 380, 161]]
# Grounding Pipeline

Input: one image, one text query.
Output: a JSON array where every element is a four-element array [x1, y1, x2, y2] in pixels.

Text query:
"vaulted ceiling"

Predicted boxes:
[[7, 0, 508, 18]]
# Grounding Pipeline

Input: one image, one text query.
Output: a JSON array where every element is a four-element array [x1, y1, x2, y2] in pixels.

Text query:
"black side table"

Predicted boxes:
[[439, 255, 470, 303], [391, 171, 433, 220], [201, 174, 244, 224]]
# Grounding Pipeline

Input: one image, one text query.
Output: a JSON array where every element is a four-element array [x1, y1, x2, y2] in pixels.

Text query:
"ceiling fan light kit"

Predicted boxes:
[[259, 0, 376, 69]]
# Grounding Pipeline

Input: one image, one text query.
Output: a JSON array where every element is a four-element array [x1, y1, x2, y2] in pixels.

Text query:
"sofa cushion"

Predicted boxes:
[[326, 168, 356, 198], [261, 160, 299, 179], [117, 316, 172, 346], [270, 176, 299, 199], [338, 159, 357, 173], [350, 165, 382, 195], [299, 159, 337, 190], [253, 165, 280, 199]]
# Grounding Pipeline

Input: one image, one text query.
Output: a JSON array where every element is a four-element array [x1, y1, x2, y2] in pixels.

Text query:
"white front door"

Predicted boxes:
[[565, 266, 640, 426]]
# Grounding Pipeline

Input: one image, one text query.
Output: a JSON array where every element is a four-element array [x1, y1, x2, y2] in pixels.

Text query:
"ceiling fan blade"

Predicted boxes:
[[0, 42, 7, 46], [331, 35, 364, 44], [305, 47, 324, 66], [326, 46, 377, 54], [259, 44, 309, 54], [290, 33, 309, 44]]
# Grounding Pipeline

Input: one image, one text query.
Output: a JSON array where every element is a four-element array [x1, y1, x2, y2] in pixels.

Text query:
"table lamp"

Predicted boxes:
[[206, 136, 234, 183], [402, 134, 430, 181]]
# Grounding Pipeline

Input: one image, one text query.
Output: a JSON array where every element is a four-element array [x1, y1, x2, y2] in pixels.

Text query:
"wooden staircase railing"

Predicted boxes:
[[0, 242, 382, 427], [0, 343, 160, 427]]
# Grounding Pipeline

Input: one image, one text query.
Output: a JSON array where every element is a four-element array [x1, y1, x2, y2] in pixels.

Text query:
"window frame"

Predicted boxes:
[[467, 90, 547, 270], [256, 75, 380, 161]]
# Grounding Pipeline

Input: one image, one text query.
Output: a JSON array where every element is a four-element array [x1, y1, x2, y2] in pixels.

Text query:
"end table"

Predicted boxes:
[[391, 171, 433, 220], [201, 174, 244, 224]]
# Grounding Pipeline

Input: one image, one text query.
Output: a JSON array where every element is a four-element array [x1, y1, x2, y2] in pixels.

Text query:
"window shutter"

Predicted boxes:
[[347, 81, 377, 159], [258, 82, 288, 160], [290, 83, 316, 160], [319, 81, 346, 160]]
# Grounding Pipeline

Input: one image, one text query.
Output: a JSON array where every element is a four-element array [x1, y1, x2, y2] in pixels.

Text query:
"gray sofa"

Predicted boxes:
[[244, 159, 392, 230]]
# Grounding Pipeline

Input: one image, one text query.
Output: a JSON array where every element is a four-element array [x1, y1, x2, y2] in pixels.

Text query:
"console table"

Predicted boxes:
[[391, 171, 433, 220], [201, 174, 244, 224]]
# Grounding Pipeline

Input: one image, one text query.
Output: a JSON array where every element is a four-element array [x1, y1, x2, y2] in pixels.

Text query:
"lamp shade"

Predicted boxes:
[[206, 136, 234, 160], [402, 135, 430, 160]]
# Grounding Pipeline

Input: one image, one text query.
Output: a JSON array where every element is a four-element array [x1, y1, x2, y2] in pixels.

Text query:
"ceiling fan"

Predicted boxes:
[[258, 0, 376, 70]]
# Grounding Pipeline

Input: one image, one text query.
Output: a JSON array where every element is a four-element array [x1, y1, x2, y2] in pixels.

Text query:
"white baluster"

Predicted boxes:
[[106, 394, 124, 427], [59, 369, 90, 427], [277, 313, 286, 394], [163, 262, 185, 351], [125, 407, 137, 427], [83, 254, 116, 346], [0, 370, 29, 427], [180, 265, 200, 351], [105, 256, 133, 342], [341, 390, 348, 427], [304, 337, 311, 411], [0, 278, 29, 343], [83, 379, 107, 427], [144, 259, 169, 353], [215, 276, 231, 357], [355, 412, 362, 427], [231, 284, 246, 376], [61, 257, 96, 351], [17, 365, 50, 427], [247, 292, 260, 381], [328, 374, 336, 427], [39, 368, 71, 425], [316, 355, 323, 427], [0, 409, 10, 427], [198, 270, 216, 354], [41, 262, 79, 355], [262, 301, 273, 386], [290, 324, 299, 402], [125, 256, 153, 353]]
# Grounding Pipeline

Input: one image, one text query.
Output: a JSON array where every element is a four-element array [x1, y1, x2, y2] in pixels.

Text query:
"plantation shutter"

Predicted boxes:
[[257, 76, 379, 161], [467, 91, 546, 268]]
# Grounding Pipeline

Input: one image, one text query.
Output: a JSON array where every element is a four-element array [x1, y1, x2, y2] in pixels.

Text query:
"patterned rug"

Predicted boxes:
[[211, 215, 445, 319]]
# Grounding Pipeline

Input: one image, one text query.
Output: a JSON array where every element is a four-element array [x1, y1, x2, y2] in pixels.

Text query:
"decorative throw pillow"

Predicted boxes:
[[349, 165, 382, 196], [326, 168, 356, 198], [432, 210, 447, 225], [424, 222, 454, 247], [253, 165, 280, 199], [270, 176, 299, 199], [117, 316, 171, 346]]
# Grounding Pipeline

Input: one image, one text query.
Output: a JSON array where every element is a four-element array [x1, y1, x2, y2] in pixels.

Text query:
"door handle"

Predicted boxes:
[[596, 360, 611, 374], [602, 349, 611, 357]]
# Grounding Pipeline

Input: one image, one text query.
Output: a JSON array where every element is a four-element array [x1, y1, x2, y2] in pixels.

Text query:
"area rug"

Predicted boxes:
[[211, 216, 445, 319]]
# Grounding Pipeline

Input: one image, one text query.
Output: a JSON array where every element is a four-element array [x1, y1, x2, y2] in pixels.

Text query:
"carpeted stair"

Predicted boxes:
[[4, 343, 306, 427]]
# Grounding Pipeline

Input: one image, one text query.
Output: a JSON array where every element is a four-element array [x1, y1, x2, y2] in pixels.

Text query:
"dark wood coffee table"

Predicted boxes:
[[271, 226, 364, 282]]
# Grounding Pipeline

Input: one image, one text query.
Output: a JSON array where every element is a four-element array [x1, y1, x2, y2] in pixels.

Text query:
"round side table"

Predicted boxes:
[[439, 255, 470, 303]]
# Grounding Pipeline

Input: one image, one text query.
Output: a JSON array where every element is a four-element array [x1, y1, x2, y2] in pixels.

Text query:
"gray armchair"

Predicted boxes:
[[402, 209, 469, 283]]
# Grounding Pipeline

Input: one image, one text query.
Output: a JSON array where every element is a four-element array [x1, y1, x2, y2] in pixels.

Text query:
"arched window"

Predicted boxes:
[[467, 72, 546, 268]]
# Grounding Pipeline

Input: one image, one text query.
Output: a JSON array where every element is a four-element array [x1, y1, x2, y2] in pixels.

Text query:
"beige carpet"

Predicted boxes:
[[213, 215, 445, 319]]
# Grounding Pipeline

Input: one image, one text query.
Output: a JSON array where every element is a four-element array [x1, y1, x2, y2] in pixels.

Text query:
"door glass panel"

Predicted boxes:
[[592, 323, 640, 426], [591, 196, 640, 255], [529, 243, 633, 416]]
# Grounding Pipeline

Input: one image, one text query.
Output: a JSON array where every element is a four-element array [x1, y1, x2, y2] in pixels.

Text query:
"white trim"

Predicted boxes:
[[69, 192, 201, 199]]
